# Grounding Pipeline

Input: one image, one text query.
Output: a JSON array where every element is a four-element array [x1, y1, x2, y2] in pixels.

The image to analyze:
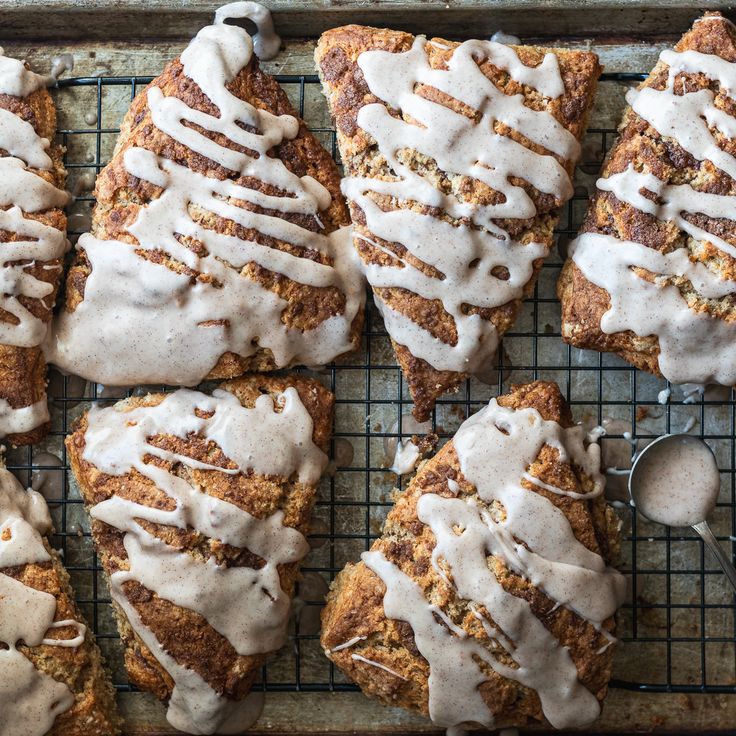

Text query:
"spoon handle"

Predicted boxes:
[[692, 520, 736, 594]]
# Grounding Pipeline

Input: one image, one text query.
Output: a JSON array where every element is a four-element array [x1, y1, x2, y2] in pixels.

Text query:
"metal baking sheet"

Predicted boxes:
[[2, 2, 736, 732]]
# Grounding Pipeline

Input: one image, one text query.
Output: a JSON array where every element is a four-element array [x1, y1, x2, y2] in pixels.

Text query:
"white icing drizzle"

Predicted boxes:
[[390, 438, 420, 475], [112, 584, 266, 736], [490, 31, 522, 46], [0, 397, 50, 438], [41, 620, 87, 648], [42, 54, 74, 87], [363, 398, 625, 731], [629, 85, 736, 178], [586, 424, 606, 443], [0, 467, 84, 736], [329, 635, 367, 653], [343, 37, 578, 373], [0, 49, 45, 97], [569, 27, 736, 386], [82, 386, 327, 734], [682, 382, 706, 403], [0, 49, 69, 440], [46, 5, 362, 386], [0, 109, 53, 169], [214, 2, 281, 61], [598, 164, 736, 263], [571, 233, 736, 385], [351, 653, 408, 681]]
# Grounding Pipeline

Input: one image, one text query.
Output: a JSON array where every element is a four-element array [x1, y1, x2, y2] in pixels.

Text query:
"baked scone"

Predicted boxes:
[[0, 462, 120, 735], [46, 3, 363, 387], [66, 374, 333, 735], [315, 26, 601, 420], [321, 380, 625, 732], [0, 51, 68, 444], [559, 13, 736, 384]]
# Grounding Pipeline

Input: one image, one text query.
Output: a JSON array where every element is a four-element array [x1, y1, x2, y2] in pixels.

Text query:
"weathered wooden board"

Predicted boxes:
[[117, 689, 736, 734], [0, 39, 669, 80], [0, 0, 731, 41], [2, 3, 736, 734]]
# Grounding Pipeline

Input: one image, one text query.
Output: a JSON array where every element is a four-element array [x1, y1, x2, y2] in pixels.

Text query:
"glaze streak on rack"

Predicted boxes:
[[8, 71, 736, 698]]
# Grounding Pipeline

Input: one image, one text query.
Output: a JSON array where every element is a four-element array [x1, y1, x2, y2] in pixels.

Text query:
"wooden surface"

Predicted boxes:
[[116, 690, 736, 734], [2, 3, 736, 733], [0, 0, 731, 41]]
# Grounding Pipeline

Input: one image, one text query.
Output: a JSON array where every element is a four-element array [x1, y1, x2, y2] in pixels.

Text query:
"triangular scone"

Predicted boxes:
[[315, 26, 600, 420], [321, 381, 625, 732], [559, 13, 736, 384], [66, 374, 333, 735], [0, 463, 121, 735], [0, 51, 68, 445], [47, 6, 363, 387]]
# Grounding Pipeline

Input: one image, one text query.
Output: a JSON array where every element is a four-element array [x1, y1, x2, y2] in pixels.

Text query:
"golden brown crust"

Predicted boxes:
[[559, 12, 736, 373], [65, 374, 333, 712], [2, 539, 121, 735], [316, 25, 601, 420], [0, 78, 67, 446], [321, 380, 620, 729], [61, 46, 362, 378]]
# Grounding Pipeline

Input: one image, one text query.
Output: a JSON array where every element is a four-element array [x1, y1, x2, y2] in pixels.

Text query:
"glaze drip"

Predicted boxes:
[[213, 2, 282, 61], [0, 50, 69, 438], [82, 386, 327, 734], [569, 21, 736, 385], [0, 467, 84, 736], [571, 232, 736, 385], [344, 37, 578, 373], [0, 49, 45, 97], [364, 398, 625, 731], [46, 4, 362, 386]]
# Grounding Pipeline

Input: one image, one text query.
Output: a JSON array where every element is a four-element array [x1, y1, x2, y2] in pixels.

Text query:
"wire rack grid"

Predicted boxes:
[[7, 70, 736, 706]]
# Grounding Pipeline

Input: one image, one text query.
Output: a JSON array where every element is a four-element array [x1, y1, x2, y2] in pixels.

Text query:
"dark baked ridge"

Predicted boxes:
[[66, 374, 333, 708], [61, 48, 362, 378], [558, 12, 736, 373], [321, 380, 620, 729], [315, 25, 601, 420], [0, 74, 66, 446], [1, 521, 121, 734]]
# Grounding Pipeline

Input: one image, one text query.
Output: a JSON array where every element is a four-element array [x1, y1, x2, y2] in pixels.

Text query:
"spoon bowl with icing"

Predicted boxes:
[[629, 434, 736, 592]]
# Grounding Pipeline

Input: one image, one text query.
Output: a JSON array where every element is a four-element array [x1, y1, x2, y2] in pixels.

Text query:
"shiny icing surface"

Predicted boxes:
[[570, 18, 736, 385], [0, 49, 68, 438], [0, 467, 85, 736], [82, 386, 327, 734], [214, 1, 281, 60], [345, 37, 578, 373], [46, 2, 362, 386], [362, 399, 625, 732]]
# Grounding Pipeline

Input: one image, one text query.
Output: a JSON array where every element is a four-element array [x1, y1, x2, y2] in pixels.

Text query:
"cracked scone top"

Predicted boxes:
[[560, 13, 736, 385], [67, 375, 333, 735], [315, 26, 600, 419], [0, 49, 68, 443], [321, 381, 625, 732], [0, 464, 120, 736], [46, 2, 363, 386]]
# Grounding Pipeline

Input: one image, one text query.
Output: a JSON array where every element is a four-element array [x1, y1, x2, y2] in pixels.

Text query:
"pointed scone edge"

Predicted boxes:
[[316, 25, 601, 419]]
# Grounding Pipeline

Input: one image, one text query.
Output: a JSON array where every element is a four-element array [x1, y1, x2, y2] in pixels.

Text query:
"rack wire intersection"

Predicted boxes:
[[7, 71, 736, 700]]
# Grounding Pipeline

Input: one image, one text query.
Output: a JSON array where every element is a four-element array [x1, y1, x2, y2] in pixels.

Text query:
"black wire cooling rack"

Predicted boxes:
[[6, 71, 736, 702]]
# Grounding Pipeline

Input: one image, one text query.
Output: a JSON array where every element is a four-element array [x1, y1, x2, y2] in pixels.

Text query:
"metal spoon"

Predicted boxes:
[[629, 434, 736, 593]]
